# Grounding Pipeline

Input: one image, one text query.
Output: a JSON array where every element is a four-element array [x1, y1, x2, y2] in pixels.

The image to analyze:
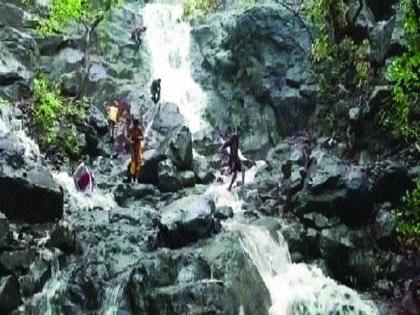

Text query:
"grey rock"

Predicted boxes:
[[370, 160, 412, 203], [0, 249, 37, 274], [0, 275, 22, 313], [347, 250, 379, 288], [367, 85, 391, 117], [139, 150, 165, 186], [114, 183, 158, 206], [214, 206, 234, 219], [192, 157, 215, 185], [347, 0, 375, 39], [168, 126, 193, 171], [156, 195, 219, 248], [286, 66, 309, 88], [46, 221, 75, 253], [0, 215, 11, 250], [158, 159, 182, 193], [368, 18, 396, 65], [375, 202, 397, 248]]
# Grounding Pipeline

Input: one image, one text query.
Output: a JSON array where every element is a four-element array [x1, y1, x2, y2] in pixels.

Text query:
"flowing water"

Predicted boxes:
[[143, 3, 210, 133], [143, 2, 379, 314], [1, 1, 380, 314]]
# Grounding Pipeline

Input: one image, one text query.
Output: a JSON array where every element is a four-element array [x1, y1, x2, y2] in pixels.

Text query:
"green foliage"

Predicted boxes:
[[37, 0, 122, 36], [396, 182, 420, 248], [182, 0, 224, 21], [380, 0, 420, 143], [303, 0, 373, 136], [31, 75, 87, 160]]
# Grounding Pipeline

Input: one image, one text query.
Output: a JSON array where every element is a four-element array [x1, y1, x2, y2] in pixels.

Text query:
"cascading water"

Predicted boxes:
[[143, 2, 380, 313], [143, 3, 209, 134]]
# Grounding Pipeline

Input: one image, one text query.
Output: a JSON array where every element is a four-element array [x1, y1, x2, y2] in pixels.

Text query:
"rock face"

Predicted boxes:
[[0, 275, 22, 313], [128, 233, 270, 315], [155, 195, 220, 249], [191, 5, 314, 151], [295, 148, 373, 225], [0, 137, 63, 223]]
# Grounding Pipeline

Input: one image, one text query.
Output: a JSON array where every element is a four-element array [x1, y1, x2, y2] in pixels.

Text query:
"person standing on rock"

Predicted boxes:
[[112, 109, 131, 159], [150, 78, 161, 104], [106, 100, 119, 143], [128, 118, 145, 183], [219, 134, 245, 191]]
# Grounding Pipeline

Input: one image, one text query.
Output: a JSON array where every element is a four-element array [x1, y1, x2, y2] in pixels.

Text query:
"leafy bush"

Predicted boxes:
[[182, 0, 224, 21], [380, 0, 420, 143], [396, 182, 420, 248], [37, 0, 121, 36], [30, 75, 87, 160]]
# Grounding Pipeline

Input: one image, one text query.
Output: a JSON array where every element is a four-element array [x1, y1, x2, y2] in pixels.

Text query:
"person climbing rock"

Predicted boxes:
[[106, 100, 119, 143], [219, 133, 245, 191], [150, 78, 161, 104], [112, 109, 132, 158], [73, 162, 95, 195], [131, 24, 147, 52], [128, 118, 145, 182]]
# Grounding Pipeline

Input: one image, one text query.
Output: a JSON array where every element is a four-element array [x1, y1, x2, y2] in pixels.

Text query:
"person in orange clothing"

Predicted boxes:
[[128, 118, 145, 182]]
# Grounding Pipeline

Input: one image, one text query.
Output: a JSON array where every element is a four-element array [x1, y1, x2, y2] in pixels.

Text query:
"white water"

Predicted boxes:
[[52, 171, 116, 211], [0, 103, 40, 157], [143, 2, 379, 314], [143, 3, 210, 133]]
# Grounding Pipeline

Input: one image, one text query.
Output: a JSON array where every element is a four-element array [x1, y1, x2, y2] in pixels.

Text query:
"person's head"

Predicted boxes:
[[133, 118, 140, 126], [157, 78, 161, 84]]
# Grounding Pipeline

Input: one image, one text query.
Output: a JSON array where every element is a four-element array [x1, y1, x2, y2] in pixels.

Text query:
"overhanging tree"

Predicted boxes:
[[38, 0, 122, 98]]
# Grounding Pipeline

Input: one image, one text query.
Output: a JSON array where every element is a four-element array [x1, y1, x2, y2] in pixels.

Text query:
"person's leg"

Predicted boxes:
[[242, 169, 245, 187], [228, 171, 237, 191]]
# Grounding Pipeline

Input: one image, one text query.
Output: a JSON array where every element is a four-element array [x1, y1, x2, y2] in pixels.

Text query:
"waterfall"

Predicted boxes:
[[143, 3, 209, 134], [143, 3, 380, 314]]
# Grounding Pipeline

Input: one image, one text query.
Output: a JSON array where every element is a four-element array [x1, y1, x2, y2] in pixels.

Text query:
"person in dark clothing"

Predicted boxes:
[[220, 134, 245, 191], [150, 79, 161, 104], [131, 25, 147, 52]]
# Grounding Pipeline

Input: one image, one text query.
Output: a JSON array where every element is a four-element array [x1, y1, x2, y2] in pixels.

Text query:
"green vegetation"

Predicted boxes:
[[380, 0, 420, 144], [37, 0, 122, 36], [182, 0, 224, 21], [30, 75, 87, 161], [303, 0, 372, 136], [181, 0, 256, 21], [396, 182, 420, 248]]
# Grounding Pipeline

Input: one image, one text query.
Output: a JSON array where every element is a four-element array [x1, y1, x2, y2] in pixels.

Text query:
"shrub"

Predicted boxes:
[[396, 182, 420, 248], [380, 0, 420, 144], [182, 0, 224, 21], [30, 75, 87, 161]]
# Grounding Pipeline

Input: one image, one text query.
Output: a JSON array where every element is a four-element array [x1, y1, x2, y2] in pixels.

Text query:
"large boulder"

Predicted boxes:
[[370, 160, 412, 204], [0, 136, 63, 223], [155, 195, 220, 249], [0, 168, 64, 223], [347, 0, 375, 40], [139, 149, 166, 186], [0, 275, 22, 313], [168, 126, 193, 171], [368, 18, 396, 66], [129, 233, 270, 315], [191, 5, 313, 147], [158, 159, 182, 193], [294, 148, 373, 225]]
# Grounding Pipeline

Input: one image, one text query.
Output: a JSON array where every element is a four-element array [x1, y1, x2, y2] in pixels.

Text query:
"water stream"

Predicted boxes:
[[144, 2, 380, 314], [1, 1, 381, 314]]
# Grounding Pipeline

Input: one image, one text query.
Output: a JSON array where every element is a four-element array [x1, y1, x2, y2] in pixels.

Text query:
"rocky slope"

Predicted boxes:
[[0, 0, 418, 314]]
